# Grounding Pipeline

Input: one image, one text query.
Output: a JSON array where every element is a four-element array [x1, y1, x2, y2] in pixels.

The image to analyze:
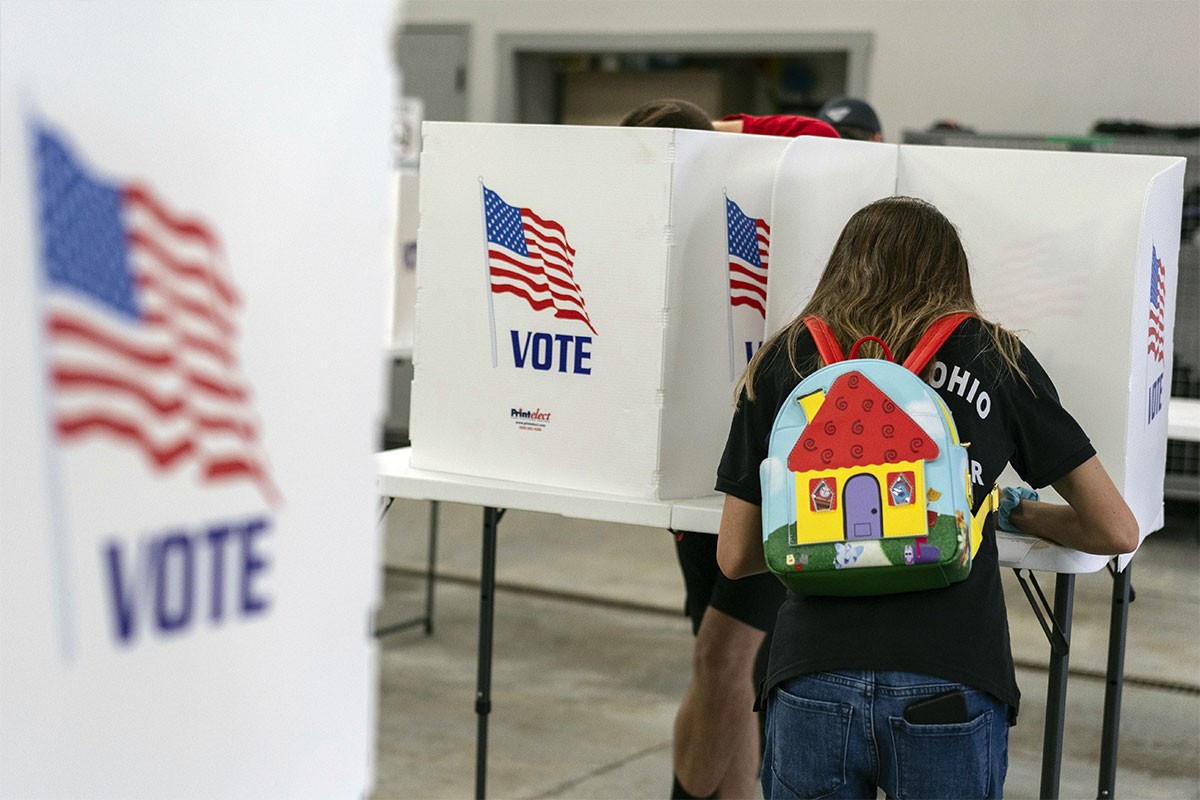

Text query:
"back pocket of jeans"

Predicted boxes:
[[770, 687, 853, 799], [888, 710, 993, 800]]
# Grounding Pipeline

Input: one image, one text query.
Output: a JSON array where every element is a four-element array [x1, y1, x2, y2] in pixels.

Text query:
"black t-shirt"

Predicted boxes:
[[715, 318, 1096, 719]]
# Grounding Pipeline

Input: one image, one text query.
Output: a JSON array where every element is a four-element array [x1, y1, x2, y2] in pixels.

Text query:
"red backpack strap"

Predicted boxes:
[[803, 316, 846, 365], [902, 313, 975, 374]]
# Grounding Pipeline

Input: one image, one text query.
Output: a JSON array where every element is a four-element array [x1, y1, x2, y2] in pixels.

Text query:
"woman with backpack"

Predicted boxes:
[[714, 195, 1137, 799]]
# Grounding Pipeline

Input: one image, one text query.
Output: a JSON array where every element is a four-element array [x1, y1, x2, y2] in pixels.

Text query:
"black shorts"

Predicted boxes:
[[673, 530, 786, 636]]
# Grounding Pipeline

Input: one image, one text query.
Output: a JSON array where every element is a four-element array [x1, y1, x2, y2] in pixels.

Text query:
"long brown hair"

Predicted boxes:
[[618, 98, 714, 130], [740, 195, 1025, 402]]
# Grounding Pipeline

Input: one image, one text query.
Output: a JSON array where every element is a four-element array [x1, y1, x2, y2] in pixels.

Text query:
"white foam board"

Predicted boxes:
[[409, 122, 790, 499], [768, 138, 1185, 554]]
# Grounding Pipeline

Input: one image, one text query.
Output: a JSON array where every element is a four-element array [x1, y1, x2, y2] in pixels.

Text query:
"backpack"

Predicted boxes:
[[759, 313, 998, 596]]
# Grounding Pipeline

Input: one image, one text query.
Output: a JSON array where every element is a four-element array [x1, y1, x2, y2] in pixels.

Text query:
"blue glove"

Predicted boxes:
[[997, 486, 1039, 532]]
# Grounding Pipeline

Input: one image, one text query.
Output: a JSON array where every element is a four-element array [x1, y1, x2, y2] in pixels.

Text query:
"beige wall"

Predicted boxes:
[[401, 0, 1200, 137]]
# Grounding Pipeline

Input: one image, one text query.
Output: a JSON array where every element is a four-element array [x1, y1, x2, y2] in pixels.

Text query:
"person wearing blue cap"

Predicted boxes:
[[817, 96, 884, 142]]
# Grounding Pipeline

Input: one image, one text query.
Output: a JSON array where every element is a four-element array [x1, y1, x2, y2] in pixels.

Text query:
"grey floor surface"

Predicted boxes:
[[370, 499, 1200, 800]]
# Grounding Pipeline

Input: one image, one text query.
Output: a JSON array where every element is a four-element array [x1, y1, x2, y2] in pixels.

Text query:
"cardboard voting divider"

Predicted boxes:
[[409, 122, 791, 499], [390, 170, 421, 353], [0, 3, 392, 797], [768, 138, 1185, 562]]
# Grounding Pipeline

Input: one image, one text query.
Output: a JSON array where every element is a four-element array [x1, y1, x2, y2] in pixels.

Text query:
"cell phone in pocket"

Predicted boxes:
[[903, 689, 969, 724]]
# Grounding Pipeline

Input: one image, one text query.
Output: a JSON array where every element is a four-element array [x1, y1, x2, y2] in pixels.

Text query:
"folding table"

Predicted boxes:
[[378, 446, 1139, 800]]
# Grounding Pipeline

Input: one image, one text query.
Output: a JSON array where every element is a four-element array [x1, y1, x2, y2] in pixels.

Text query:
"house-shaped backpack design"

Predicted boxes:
[[759, 315, 997, 596]]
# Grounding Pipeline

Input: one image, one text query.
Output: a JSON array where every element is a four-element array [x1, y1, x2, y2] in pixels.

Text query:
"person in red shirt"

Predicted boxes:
[[619, 97, 838, 800], [714, 112, 840, 139], [619, 98, 841, 140]]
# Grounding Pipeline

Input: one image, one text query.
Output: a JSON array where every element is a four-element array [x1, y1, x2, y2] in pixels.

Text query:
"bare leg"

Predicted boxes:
[[715, 706, 762, 798], [673, 607, 765, 799]]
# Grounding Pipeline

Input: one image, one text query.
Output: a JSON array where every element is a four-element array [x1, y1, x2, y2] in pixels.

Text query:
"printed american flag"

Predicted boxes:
[[1147, 245, 1166, 363], [34, 126, 279, 506], [483, 185, 596, 334], [726, 197, 770, 318]]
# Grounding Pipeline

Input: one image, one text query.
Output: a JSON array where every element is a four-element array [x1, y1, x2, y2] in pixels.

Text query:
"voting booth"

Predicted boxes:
[[767, 138, 1186, 560], [0, 3, 392, 797], [409, 122, 791, 499], [388, 125, 1185, 800]]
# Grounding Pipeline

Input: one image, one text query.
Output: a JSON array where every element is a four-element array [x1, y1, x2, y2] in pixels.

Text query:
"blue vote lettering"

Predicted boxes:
[[509, 330, 592, 374], [744, 340, 763, 363], [104, 515, 272, 645], [1148, 373, 1164, 424]]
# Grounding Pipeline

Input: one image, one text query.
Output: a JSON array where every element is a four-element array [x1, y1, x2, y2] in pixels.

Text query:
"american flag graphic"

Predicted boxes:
[[726, 197, 770, 318], [1147, 245, 1166, 363], [34, 126, 279, 506], [483, 184, 596, 334]]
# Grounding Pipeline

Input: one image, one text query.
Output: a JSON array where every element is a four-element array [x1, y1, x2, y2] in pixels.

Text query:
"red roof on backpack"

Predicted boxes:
[[787, 370, 939, 472]]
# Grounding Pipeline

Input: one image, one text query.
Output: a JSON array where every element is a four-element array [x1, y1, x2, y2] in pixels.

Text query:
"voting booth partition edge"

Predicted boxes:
[[767, 137, 1186, 563], [409, 122, 792, 500], [391, 169, 422, 353], [0, 3, 394, 797]]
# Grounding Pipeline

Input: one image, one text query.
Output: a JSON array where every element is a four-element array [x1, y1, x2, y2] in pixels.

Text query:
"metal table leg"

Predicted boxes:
[[475, 506, 504, 800], [374, 498, 440, 638], [1097, 562, 1133, 799], [423, 500, 440, 635], [1013, 569, 1075, 800], [1041, 573, 1076, 800]]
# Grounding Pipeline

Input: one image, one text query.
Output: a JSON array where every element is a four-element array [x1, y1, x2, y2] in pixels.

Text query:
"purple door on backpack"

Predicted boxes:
[[844, 474, 883, 539]]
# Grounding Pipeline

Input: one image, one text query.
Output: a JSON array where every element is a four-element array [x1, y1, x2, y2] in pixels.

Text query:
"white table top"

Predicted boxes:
[[1169, 397, 1200, 443], [378, 447, 1113, 574], [376, 447, 673, 528]]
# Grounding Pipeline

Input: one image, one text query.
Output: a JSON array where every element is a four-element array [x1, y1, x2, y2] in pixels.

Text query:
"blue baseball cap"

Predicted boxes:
[[817, 97, 882, 136]]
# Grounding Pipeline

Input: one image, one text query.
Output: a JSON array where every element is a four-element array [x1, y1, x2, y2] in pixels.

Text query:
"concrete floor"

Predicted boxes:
[[370, 499, 1200, 800]]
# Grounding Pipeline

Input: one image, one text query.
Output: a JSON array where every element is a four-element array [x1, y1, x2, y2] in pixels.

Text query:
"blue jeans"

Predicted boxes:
[[761, 671, 1009, 799]]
